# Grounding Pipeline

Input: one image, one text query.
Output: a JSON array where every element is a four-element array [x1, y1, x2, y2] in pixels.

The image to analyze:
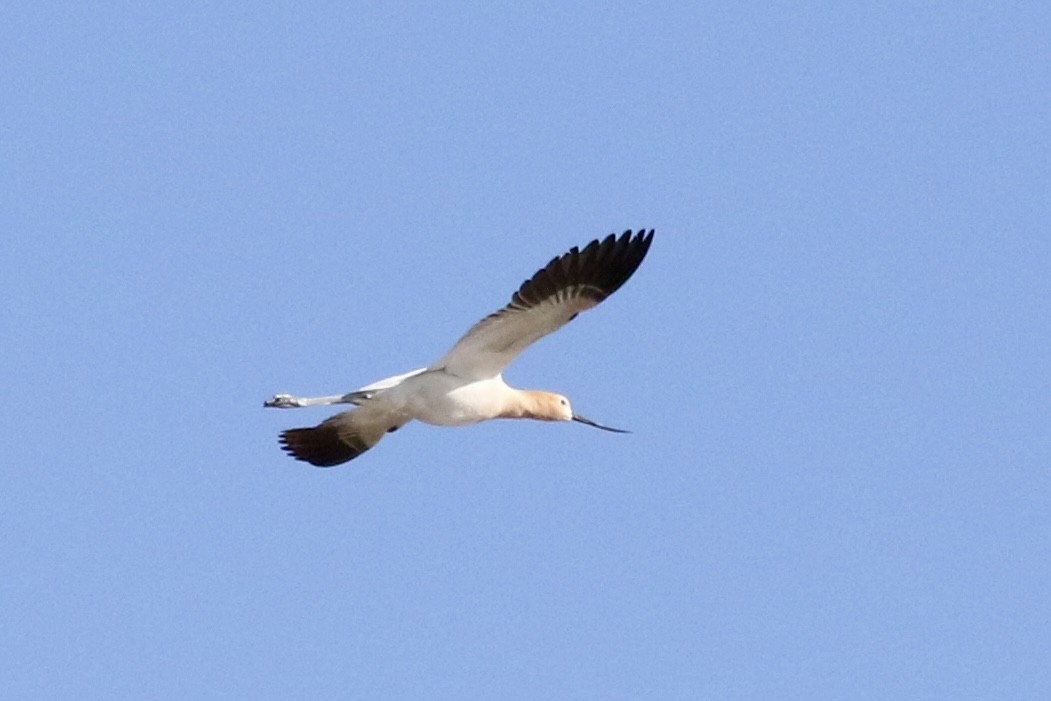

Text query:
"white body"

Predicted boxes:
[[367, 370, 516, 427], [265, 230, 652, 466]]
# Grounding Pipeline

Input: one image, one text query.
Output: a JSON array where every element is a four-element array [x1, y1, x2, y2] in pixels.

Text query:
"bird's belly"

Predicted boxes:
[[412, 400, 482, 426], [400, 375, 506, 427]]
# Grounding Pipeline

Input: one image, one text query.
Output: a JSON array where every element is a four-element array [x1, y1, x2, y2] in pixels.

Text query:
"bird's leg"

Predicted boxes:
[[263, 391, 369, 409]]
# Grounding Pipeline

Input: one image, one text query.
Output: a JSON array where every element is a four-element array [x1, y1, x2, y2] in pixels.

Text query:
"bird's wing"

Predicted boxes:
[[356, 367, 429, 393], [347, 367, 430, 401], [432, 229, 654, 380], [279, 405, 410, 467]]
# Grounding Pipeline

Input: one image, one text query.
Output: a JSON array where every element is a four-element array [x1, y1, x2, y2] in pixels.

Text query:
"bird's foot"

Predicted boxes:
[[263, 393, 303, 408]]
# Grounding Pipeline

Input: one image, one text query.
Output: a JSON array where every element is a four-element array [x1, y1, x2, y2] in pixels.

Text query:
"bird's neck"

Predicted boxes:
[[498, 390, 554, 421]]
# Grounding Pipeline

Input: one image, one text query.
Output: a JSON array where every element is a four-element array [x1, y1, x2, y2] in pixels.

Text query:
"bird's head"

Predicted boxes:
[[529, 391, 629, 433]]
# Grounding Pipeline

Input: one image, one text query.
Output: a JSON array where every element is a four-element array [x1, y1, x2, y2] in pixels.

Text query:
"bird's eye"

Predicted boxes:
[[560, 398, 568, 406]]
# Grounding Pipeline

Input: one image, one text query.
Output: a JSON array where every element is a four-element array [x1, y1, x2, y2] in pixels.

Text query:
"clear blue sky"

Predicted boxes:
[[3, 2, 1048, 698]]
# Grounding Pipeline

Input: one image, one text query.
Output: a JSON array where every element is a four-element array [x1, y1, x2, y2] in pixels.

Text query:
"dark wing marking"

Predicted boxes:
[[279, 409, 408, 467]]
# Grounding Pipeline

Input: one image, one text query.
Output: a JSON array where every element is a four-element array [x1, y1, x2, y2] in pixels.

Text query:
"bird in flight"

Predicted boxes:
[[264, 229, 654, 466]]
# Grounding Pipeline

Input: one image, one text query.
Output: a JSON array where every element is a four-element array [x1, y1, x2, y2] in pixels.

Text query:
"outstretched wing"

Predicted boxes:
[[433, 229, 654, 380]]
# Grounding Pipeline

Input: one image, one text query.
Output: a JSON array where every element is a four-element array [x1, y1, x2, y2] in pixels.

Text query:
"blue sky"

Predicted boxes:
[[3, 2, 1048, 698]]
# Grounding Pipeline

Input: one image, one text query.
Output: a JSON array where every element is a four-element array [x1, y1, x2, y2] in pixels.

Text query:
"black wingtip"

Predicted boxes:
[[279, 424, 372, 467], [510, 229, 654, 309]]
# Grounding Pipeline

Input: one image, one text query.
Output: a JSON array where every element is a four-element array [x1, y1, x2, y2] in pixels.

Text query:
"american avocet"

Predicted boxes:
[[264, 229, 654, 466]]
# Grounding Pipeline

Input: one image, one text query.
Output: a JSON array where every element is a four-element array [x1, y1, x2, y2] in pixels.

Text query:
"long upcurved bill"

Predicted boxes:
[[572, 414, 630, 433]]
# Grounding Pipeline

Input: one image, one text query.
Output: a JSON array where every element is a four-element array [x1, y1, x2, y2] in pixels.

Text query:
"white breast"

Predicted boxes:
[[394, 372, 512, 427]]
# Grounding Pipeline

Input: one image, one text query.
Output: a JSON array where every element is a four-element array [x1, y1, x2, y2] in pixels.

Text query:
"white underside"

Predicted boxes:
[[263, 366, 516, 426], [377, 370, 513, 426]]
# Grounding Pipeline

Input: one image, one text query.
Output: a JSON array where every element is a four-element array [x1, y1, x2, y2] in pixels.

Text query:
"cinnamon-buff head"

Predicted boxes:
[[523, 391, 630, 433]]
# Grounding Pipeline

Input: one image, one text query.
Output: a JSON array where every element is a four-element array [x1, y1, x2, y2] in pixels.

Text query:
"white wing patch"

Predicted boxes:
[[356, 367, 430, 393]]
